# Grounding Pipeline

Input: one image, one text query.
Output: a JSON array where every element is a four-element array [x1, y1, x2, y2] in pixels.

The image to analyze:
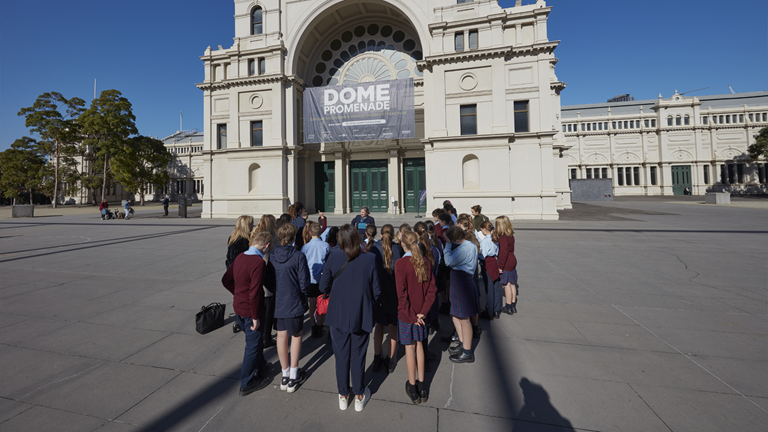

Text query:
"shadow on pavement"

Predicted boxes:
[[512, 378, 575, 431]]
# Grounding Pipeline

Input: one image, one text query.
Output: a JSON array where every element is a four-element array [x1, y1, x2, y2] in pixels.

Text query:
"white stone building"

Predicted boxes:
[[196, 0, 571, 220], [160, 130, 205, 202], [562, 91, 768, 196]]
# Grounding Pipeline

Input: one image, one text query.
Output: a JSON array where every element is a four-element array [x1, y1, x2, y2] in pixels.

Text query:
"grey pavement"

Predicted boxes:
[[0, 199, 766, 431]]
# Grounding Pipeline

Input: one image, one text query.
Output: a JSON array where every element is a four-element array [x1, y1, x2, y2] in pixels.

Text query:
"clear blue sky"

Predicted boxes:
[[1, 0, 766, 150]]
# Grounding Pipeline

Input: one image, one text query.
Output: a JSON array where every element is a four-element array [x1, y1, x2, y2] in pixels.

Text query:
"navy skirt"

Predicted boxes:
[[449, 269, 480, 319], [398, 319, 427, 345], [501, 269, 518, 285]]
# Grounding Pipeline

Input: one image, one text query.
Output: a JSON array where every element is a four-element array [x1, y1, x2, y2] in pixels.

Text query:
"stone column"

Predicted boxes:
[[388, 149, 401, 214], [334, 150, 345, 214]]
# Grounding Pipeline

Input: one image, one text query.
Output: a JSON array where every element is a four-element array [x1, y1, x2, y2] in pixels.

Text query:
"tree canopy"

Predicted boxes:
[[113, 135, 172, 205], [0, 137, 48, 204], [747, 126, 768, 161]]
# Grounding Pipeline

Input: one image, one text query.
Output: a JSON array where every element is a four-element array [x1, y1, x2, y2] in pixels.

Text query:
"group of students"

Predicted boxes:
[[220, 201, 518, 411]]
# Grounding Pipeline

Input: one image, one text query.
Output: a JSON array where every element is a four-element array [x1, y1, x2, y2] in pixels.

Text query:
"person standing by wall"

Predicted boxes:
[[162, 196, 169, 216], [221, 231, 273, 396], [320, 224, 381, 412]]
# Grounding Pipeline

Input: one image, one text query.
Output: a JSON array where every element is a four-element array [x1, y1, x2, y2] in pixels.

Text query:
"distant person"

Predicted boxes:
[[318, 211, 327, 232], [221, 230, 273, 396], [162, 196, 169, 216], [351, 206, 375, 238], [265, 223, 311, 394], [320, 224, 381, 412], [471, 205, 489, 232], [123, 200, 134, 220], [326, 226, 340, 250], [99, 200, 109, 220], [226, 215, 255, 333]]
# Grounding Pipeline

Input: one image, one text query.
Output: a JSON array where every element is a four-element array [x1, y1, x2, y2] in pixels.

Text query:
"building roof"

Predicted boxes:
[[561, 91, 768, 119], [161, 130, 204, 144]]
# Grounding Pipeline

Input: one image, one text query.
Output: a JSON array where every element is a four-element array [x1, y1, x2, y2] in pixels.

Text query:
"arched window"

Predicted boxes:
[[249, 163, 261, 194], [675, 116, 681, 126], [462, 155, 480, 190], [684, 115, 690, 125], [667, 116, 673, 126], [252, 7, 263, 35]]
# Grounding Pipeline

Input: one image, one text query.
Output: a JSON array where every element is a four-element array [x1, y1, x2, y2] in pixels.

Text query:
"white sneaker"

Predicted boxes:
[[354, 388, 371, 412], [339, 394, 350, 411]]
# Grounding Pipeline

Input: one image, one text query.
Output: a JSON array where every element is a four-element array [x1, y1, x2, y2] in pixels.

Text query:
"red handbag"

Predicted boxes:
[[316, 295, 329, 315]]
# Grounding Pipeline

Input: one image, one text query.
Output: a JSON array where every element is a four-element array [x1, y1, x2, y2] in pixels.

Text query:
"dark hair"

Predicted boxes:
[[337, 224, 362, 261], [326, 226, 340, 247], [424, 220, 441, 249], [445, 226, 466, 243], [432, 208, 445, 217], [471, 205, 482, 214], [438, 213, 453, 225], [278, 213, 292, 224], [294, 202, 305, 214]]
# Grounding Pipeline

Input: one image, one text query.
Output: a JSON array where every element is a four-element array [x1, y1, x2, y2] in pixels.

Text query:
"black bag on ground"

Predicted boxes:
[[196, 303, 226, 334]]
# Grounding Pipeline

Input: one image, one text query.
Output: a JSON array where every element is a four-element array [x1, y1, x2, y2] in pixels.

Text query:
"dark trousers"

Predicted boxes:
[[482, 265, 502, 314], [330, 327, 370, 396], [163, 205, 168, 216], [261, 296, 275, 341], [235, 314, 265, 389]]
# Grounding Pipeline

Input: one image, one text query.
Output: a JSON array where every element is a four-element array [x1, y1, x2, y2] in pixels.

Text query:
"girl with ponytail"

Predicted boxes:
[[365, 224, 377, 253], [396, 231, 437, 405], [414, 221, 442, 338], [370, 224, 404, 373]]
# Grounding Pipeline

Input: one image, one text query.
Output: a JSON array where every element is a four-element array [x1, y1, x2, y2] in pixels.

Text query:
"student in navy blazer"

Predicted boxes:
[[320, 224, 381, 412]]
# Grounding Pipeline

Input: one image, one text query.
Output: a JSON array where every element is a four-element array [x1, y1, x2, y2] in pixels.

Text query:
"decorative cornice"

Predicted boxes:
[[418, 41, 557, 71], [196, 74, 304, 92], [422, 130, 557, 144]]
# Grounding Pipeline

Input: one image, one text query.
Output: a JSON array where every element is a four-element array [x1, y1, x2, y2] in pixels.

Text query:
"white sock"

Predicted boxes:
[[282, 368, 289, 378], [290, 367, 298, 380]]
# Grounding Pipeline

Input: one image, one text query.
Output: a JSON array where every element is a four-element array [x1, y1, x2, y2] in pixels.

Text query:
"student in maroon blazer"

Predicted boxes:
[[396, 231, 437, 405], [222, 231, 273, 396], [494, 216, 518, 315]]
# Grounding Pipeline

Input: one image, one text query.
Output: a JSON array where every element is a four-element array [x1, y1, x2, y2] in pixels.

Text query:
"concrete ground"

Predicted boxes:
[[0, 198, 766, 431]]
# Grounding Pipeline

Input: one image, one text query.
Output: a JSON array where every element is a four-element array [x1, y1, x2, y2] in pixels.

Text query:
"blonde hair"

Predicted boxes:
[[456, 217, 480, 252], [254, 214, 276, 237], [228, 215, 254, 246], [396, 223, 412, 244], [402, 231, 428, 283], [303, 221, 316, 246], [278, 223, 298, 246], [380, 224, 395, 273], [413, 222, 434, 266], [492, 216, 515, 243], [250, 231, 272, 248]]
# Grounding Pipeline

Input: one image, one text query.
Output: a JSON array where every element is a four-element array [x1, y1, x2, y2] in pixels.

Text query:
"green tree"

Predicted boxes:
[[113, 135, 172, 206], [0, 138, 47, 205], [747, 126, 768, 161], [79, 89, 137, 202], [18, 92, 85, 208]]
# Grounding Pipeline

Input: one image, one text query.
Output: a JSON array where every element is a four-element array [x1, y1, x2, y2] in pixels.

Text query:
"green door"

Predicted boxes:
[[350, 160, 388, 212], [671, 165, 692, 195], [404, 158, 426, 213], [314, 162, 335, 212]]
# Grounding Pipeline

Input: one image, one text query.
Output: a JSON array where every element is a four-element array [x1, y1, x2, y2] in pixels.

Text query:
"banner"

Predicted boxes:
[[303, 78, 415, 143]]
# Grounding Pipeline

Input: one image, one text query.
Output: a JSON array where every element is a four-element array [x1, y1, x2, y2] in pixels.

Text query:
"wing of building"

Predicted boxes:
[[196, 0, 570, 219], [562, 91, 768, 196]]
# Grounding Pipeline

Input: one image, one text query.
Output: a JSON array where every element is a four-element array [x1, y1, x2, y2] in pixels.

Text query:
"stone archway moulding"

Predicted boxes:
[[286, 0, 431, 77]]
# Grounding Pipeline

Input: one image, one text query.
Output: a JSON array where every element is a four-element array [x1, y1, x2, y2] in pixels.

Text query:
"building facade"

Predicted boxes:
[[160, 130, 205, 202], [197, 0, 571, 220], [562, 91, 768, 196]]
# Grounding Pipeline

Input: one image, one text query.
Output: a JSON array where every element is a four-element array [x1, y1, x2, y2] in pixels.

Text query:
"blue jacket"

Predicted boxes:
[[264, 245, 311, 319], [351, 215, 375, 236], [370, 241, 403, 314], [301, 238, 330, 284], [320, 250, 381, 334]]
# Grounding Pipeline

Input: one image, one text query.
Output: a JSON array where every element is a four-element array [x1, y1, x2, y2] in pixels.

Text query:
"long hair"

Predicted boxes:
[[402, 231, 428, 283], [492, 216, 515, 243], [287, 204, 297, 219], [326, 226, 340, 247], [365, 224, 377, 252], [277, 213, 292, 228], [303, 220, 316, 246], [424, 220, 441, 249], [396, 223, 411, 244], [338, 224, 362, 261], [228, 215, 254, 246], [278, 223, 298, 246], [479, 220, 494, 233], [254, 214, 276, 237], [380, 224, 395, 272], [413, 222, 434, 266]]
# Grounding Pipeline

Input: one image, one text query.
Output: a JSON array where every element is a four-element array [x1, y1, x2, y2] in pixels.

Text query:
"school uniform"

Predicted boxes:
[[443, 240, 480, 319], [264, 245, 311, 337], [395, 253, 437, 345], [370, 240, 404, 326], [472, 214, 489, 231], [301, 238, 331, 297], [497, 235, 518, 285], [292, 216, 307, 249], [320, 250, 381, 396], [221, 248, 267, 389], [479, 236, 502, 315]]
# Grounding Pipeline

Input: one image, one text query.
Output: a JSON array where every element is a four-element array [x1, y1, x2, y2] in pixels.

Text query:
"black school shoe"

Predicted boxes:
[[449, 351, 475, 364], [493, 311, 501, 319], [480, 310, 493, 321], [448, 344, 462, 356], [287, 370, 307, 393], [372, 355, 383, 372], [405, 381, 421, 405], [418, 380, 428, 404], [387, 357, 397, 374], [502, 305, 514, 315], [239, 374, 271, 396]]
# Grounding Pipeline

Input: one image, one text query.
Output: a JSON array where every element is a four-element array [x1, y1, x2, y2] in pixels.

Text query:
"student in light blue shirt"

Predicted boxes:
[[301, 222, 331, 338]]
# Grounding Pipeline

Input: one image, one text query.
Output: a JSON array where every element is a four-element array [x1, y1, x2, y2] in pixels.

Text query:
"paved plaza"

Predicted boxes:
[[0, 199, 766, 431]]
